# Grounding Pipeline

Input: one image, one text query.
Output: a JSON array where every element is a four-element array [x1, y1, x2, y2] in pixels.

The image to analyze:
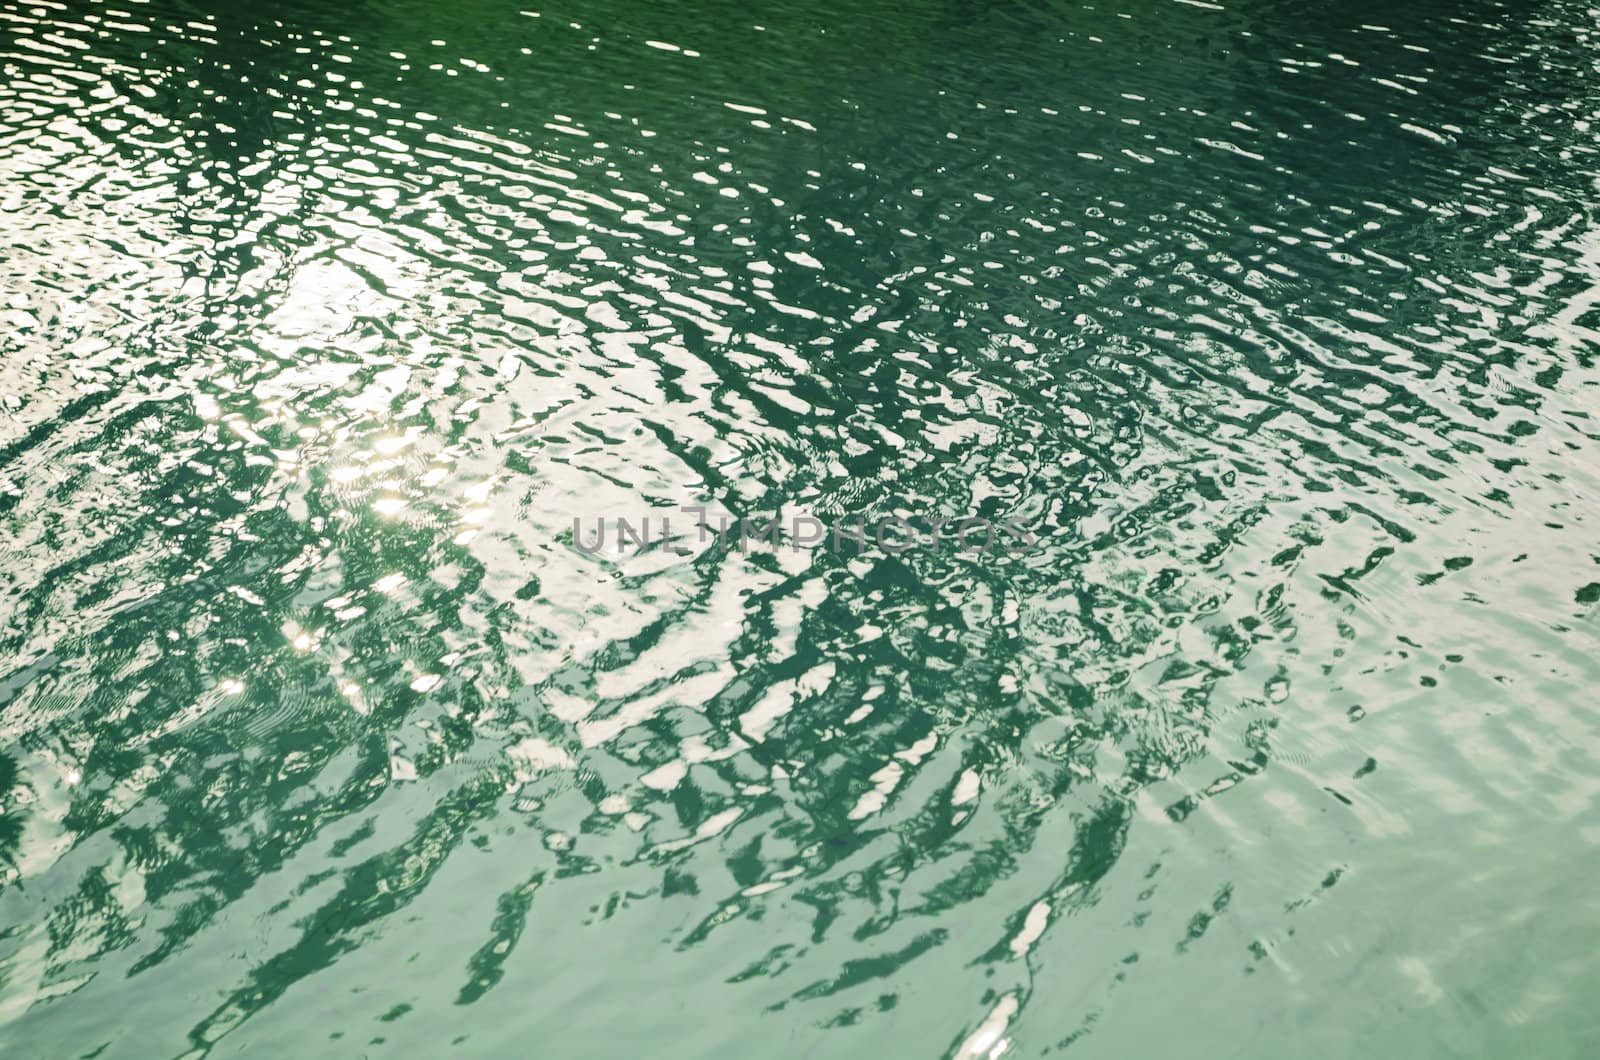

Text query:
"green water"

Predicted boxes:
[[3, 0, 1599, 1055]]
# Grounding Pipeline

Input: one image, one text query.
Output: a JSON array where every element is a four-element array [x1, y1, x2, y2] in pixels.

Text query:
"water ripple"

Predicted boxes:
[[2, 0, 1599, 1056]]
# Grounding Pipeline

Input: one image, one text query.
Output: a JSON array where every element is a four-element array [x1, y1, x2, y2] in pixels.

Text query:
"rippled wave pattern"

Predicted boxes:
[[3, 0, 1600, 1055]]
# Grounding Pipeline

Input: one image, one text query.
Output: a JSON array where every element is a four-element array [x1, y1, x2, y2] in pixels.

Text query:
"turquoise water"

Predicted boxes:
[[3, 0, 1600, 1055]]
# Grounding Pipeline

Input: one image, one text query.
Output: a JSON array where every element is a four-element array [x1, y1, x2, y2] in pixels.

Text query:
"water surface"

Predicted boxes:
[[2, 0, 1599, 1055]]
